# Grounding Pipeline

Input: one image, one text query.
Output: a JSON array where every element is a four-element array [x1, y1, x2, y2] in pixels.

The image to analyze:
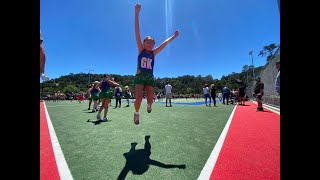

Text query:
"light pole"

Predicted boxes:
[[249, 49, 255, 80], [246, 69, 249, 86], [84, 69, 94, 85]]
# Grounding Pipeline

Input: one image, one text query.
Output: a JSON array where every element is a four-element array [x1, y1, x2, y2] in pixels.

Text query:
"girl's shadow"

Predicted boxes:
[[117, 135, 186, 180], [87, 119, 110, 125]]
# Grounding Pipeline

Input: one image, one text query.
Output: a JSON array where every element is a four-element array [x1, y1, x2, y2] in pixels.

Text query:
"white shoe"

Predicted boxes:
[[96, 113, 101, 120], [133, 112, 140, 125], [147, 105, 152, 113], [103, 117, 108, 122]]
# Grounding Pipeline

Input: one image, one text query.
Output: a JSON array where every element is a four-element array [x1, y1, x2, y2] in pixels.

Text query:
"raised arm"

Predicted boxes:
[[40, 31, 46, 75], [86, 88, 91, 96], [135, 3, 143, 54], [108, 80, 119, 87], [153, 30, 179, 57]]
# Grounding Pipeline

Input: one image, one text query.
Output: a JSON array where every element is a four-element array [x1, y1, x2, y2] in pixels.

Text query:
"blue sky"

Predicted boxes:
[[40, 0, 279, 81]]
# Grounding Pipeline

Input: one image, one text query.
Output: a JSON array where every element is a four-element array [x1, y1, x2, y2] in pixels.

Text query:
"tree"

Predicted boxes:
[[242, 65, 249, 72], [258, 43, 279, 61], [186, 87, 193, 94], [63, 85, 78, 93], [39, 68, 266, 96]]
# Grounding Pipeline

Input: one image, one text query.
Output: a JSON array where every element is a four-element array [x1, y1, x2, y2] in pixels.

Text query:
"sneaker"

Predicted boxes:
[[96, 113, 101, 120], [88, 108, 91, 110], [92, 109, 96, 112], [133, 112, 140, 125], [147, 105, 152, 113], [103, 117, 108, 122]]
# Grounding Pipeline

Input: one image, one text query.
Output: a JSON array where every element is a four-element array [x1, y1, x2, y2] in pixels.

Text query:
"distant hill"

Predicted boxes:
[[40, 66, 263, 95]]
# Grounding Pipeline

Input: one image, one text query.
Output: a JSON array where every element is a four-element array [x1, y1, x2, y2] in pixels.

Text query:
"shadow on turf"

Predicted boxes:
[[117, 135, 186, 180], [86, 119, 110, 125], [85, 111, 97, 113], [237, 104, 251, 106]]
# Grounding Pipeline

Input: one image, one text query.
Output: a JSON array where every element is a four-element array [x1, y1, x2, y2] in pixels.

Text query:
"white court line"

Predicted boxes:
[[197, 105, 237, 180], [43, 102, 74, 180], [48, 104, 79, 108], [251, 101, 280, 115]]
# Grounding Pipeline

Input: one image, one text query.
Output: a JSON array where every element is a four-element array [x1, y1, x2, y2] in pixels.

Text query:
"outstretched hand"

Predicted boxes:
[[135, 3, 141, 14], [41, 73, 49, 82], [174, 30, 179, 37]]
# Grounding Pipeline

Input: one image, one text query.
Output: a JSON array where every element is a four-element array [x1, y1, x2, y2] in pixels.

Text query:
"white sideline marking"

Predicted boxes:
[[197, 105, 237, 180], [251, 101, 280, 115], [43, 102, 74, 180]]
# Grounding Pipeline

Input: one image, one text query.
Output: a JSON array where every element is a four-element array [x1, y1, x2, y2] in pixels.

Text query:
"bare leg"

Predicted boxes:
[[88, 99, 92, 109], [98, 99, 106, 114], [104, 99, 110, 119], [134, 85, 144, 112], [145, 85, 154, 113]]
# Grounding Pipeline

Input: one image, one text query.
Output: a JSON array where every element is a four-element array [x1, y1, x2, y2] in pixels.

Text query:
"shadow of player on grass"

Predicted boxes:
[[86, 119, 110, 125], [117, 135, 186, 180]]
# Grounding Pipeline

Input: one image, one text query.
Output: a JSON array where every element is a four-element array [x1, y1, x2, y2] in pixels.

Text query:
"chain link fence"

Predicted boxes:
[[246, 47, 280, 108]]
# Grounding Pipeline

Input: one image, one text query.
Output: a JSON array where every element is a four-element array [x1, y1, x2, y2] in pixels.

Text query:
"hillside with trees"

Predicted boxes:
[[40, 65, 264, 95]]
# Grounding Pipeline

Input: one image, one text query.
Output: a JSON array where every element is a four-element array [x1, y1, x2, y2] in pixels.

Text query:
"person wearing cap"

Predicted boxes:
[[275, 60, 280, 95], [165, 81, 173, 107], [203, 84, 211, 106], [124, 85, 132, 107], [254, 76, 264, 111]]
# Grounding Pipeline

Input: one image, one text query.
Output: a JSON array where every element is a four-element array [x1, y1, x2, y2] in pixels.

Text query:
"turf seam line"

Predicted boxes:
[[43, 102, 74, 180], [197, 105, 237, 180]]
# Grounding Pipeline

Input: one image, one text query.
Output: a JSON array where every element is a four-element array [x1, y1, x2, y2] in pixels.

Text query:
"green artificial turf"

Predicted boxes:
[[45, 100, 235, 180]]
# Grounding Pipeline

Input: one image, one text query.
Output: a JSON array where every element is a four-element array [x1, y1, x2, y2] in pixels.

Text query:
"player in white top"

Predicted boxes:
[[218, 92, 223, 104], [165, 81, 173, 107], [203, 84, 211, 106]]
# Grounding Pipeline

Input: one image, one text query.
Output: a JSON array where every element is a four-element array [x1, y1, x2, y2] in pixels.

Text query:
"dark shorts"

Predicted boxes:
[[134, 72, 154, 86], [100, 91, 113, 99], [91, 95, 99, 101]]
